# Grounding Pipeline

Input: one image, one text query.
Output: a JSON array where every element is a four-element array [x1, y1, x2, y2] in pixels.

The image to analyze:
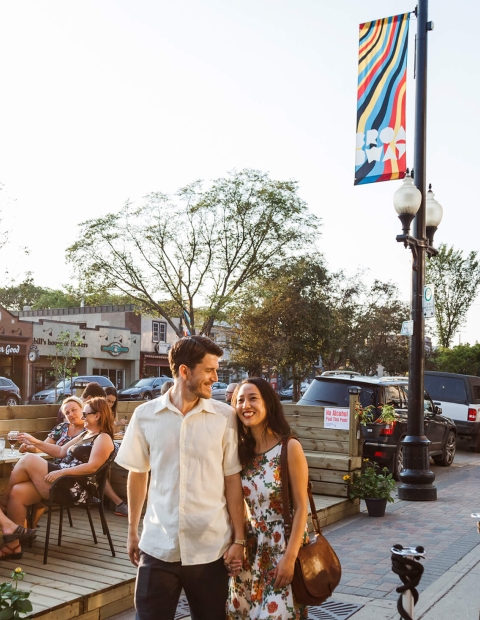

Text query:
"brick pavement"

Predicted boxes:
[[323, 458, 480, 603]]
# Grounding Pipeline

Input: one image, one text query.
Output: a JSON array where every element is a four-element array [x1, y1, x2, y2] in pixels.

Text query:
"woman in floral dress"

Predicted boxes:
[[227, 378, 309, 620]]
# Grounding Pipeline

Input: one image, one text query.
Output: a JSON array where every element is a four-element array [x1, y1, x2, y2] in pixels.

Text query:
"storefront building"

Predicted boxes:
[[0, 306, 33, 401]]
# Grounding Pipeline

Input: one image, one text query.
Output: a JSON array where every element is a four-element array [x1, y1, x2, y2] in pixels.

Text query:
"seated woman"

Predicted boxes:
[[0, 397, 115, 560], [18, 396, 87, 527], [20, 396, 86, 458]]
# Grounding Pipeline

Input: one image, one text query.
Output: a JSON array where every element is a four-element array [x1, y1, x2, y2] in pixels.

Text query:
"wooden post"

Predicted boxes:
[[348, 391, 361, 458]]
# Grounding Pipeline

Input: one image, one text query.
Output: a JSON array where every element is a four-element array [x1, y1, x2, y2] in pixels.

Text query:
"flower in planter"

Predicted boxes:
[[347, 460, 396, 502], [0, 567, 32, 618]]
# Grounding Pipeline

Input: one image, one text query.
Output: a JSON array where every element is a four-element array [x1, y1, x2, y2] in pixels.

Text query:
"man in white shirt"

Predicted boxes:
[[116, 336, 245, 620]]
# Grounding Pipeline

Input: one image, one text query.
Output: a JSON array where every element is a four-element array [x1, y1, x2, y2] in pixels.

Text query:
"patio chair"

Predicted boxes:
[[41, 461, 116, 564]]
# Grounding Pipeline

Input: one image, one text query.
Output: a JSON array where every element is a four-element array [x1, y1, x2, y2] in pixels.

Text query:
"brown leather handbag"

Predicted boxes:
[[281, 436, 342, 606]]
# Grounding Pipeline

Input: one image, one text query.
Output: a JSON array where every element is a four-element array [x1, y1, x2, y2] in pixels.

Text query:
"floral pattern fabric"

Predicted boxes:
[[53, 433, 115, 505], [48, 422, 84, 463], [227, 442, 308, 620]]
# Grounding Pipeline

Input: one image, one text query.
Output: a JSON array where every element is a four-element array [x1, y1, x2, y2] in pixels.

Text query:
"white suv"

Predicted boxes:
[[424, 371, 480, 451]]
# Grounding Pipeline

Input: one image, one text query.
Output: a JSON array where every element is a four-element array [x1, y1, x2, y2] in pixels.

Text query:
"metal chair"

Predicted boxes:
[[42, 461, 115, 564]]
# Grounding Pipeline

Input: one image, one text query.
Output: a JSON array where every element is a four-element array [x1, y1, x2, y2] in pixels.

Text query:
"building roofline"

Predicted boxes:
[[15, 304, 137, 318]]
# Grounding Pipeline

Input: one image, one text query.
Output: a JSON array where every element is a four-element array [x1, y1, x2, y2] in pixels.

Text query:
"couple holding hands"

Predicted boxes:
[[117, 335, 309, 620]]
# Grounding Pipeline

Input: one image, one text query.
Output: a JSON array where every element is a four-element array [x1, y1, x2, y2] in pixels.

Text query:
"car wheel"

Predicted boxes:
[[5, 396, 18, 406], [433, 430, 456, 466], [143, 393, 152, 401], [392, 443, 404, 481]]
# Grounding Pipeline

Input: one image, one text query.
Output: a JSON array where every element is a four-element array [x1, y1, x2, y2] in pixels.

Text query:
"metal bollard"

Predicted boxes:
[[391, 544, 425, 620]]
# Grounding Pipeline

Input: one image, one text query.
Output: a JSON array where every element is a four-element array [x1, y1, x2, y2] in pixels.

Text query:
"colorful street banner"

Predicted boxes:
[[355, 13, 410, 185]]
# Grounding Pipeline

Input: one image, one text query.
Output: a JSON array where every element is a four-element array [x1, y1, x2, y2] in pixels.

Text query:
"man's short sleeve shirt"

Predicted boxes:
[[115, 392, 242, 565]]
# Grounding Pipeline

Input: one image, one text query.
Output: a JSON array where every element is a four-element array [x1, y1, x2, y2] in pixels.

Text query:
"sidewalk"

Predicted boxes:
[[110, 450, 480, 620], [326, 449, 480, 619]]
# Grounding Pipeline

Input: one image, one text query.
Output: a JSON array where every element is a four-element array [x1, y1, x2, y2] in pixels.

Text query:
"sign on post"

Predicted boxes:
[[423, 284, 435, 318], [324, 407, 350, 430], [401, 320, 414, 336]]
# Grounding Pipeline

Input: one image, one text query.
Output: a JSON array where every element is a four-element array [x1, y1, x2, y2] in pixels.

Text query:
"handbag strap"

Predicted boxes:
[[281, 436, 322, 542]]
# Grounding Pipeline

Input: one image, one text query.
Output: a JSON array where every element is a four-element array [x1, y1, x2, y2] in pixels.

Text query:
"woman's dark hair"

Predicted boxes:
[[168, 336, 223, 378], [81, 382, 106, 400], [86, 396, 115, 438], [232, 377, 292, 467], [104, 386, 118, 415]]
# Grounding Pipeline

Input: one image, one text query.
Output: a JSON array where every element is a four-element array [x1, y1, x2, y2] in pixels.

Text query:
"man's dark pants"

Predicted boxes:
[[135, 552, 229, 620]]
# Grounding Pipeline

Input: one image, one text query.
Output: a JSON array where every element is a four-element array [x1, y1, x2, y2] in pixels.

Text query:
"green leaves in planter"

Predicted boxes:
[[345, 459, 396, 503]]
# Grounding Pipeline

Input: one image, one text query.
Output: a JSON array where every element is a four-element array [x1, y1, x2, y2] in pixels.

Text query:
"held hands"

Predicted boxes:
[[273, 554, 296, 589], [223, 543, 244, 577]]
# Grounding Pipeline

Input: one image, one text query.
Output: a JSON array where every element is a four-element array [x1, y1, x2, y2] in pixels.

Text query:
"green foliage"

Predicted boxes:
[[228, 256, 330, 400], [0, 568, 32, 618], [48, 330, 83, 392], [66, 169, 320, 337], [0, 273, 46, 311], [0, 273, 135, 312], [427, 343, 480, 376], [321, 277, 409, 375], [426, 244, 480, 348], [347, 460, 396, 502]]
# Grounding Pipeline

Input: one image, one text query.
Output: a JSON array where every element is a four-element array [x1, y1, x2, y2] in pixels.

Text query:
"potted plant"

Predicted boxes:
[[355, 402, 398, 438], [344, 459, 396, 517]]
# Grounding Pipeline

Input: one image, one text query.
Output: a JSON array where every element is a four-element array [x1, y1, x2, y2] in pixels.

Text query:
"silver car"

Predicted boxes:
[[211, 382, 228, 400]]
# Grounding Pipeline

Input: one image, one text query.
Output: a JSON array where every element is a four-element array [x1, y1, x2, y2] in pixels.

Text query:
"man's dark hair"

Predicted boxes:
[[81, 382, 107, 400], [168, 336, 223, 378]]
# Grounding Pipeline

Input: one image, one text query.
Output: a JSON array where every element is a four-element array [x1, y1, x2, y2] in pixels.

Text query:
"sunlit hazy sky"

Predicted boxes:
[[0, 0, 478, 344]]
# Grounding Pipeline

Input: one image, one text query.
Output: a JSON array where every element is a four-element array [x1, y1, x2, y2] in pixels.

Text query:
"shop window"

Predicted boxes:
[[152, 321, 166, 343]]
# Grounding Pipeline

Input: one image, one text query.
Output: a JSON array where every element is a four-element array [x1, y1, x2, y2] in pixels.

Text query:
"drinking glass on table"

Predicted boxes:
[[7, 431, 18, 456], [0, 437, 5, 458]]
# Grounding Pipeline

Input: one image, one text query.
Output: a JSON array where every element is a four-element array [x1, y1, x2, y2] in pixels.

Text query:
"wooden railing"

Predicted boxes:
[[283, 391, 362, 498]]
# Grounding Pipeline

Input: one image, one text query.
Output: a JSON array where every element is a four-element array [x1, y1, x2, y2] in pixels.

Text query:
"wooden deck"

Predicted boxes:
[[2, 508, 137, 620], [0, 494, 356, 620]]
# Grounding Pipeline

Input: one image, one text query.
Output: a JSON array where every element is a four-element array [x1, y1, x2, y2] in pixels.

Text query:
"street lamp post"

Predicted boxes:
[[392, 0, 444, 501]]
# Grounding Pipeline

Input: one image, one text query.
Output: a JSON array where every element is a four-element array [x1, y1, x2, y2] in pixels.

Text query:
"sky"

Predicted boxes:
[[0, 0, 478, 345]]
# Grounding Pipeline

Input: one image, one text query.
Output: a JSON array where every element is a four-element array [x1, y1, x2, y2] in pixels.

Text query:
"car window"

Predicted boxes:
[[383, 386, 403, 408], [402, 387, 434, 412], [0, 379, 7, 387], [472, 384, 480, 404], [304, 379, 377, 408], [424, 375, 468, 405]]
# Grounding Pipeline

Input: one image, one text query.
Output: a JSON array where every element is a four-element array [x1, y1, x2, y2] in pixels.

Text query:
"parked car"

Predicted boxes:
[[211, 382, 228, 401], [424, 371, 480, 451], [31, 375, 114, 404], [118, 376, 172, 401], [298, 373, 457, 479], [278, 382, 310, 401], [0, 377, 21, 406]]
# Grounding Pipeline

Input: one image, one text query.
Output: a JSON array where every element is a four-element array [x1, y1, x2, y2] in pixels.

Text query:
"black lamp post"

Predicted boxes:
[[392, 0, 444, 501]]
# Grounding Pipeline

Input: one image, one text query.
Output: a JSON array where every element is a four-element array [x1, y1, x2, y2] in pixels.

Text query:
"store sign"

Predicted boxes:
[[0, 343, 25, 356], [101, 342, 129, 357]]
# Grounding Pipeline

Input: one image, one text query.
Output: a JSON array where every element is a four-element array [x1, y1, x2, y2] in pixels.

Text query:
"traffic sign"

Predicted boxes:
[[423, 284, 435, 318], [401, 320, 414, 336]]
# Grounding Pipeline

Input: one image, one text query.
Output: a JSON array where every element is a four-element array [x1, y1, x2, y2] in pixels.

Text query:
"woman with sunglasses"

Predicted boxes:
[[0, 397, 115, 560]]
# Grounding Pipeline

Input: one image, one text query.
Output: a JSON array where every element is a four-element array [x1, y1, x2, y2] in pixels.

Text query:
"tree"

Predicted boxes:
[[49, 330, 83, 400], [66, 169, 320, 337], [426, 243, 480, 348], [229, 256, 330, 401], [0, 274, 47, 310], [427, 343, 480, 376], [320, 277, 409, 376]]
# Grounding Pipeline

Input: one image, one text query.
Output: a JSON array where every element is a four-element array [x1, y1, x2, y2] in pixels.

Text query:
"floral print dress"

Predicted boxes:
[[227, 442, 308, 620]]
